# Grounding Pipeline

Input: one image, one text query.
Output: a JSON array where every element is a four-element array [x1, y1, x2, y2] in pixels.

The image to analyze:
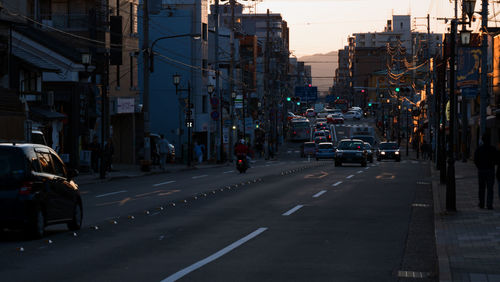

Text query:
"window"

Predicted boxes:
[[37, 152, 54, 174], [202, 23, 207, 41], [51, 153, 66, 177], [202, 95, 207, 113]]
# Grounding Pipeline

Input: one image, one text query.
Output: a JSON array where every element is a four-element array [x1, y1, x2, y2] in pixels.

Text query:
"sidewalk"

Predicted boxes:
[[74, 161, 231, 186], [431, 160, 500, 282]]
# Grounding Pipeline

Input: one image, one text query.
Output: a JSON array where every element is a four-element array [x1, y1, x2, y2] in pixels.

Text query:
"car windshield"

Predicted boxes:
[[364, 143, 372, 149], [380, 143, 398, 149], [292, 122, 309, 128], [338, 141, 364, 150], [304, 143, 316, 148], [318, 144, 333, 149], [0, 147, 26, 184], [352, 136, 374, 145]]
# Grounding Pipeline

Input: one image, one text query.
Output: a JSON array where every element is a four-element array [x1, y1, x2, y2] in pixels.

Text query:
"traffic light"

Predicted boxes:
[[308, 84, 312, 87], [368, 103, 372, 107], [361, 89, 365, 93], [336, 96, 340, 99], [297, 102, 301, 106], [395, 87, 400, 92], [286, 97, 291, 102]]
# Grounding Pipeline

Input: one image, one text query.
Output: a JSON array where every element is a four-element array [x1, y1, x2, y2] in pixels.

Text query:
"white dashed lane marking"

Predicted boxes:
[[346, 175, 354, 179], [332, 181, 343, 187], [153, 180, 176, 187], [192, 175, 208, 179], [161, 228, 268, 282], [313, 190, 327, 198], [282, 205, 304, 216], [95, 190, 127, 198]]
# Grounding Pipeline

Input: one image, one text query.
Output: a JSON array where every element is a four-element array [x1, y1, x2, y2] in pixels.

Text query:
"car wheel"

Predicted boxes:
[[335, 161, 341, 167], [361, 161, 367, 167], [316, 158, 319, 161], [377, 157, 381, 162], [27, 208, 45, 239], [68, 201, 83, 231], [396, 158, 401, 162]]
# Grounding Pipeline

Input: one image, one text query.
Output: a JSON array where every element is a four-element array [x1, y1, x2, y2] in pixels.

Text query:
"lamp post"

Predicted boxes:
[[142, 33, 201, 171], [173, 74, 192, 167], [81, 53, 91, 73], [207, 84, 215, 161], [404, 106, 410, 156]]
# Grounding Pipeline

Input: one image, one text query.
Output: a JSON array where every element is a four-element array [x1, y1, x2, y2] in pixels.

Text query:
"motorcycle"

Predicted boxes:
[[236, 155, 248, 173]]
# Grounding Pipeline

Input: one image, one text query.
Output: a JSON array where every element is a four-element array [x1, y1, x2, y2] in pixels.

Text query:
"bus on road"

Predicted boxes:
[[289, 119, 311, 141]]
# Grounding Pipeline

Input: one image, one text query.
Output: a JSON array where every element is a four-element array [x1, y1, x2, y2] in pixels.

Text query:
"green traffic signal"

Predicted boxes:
[[286, 97, 291, 102], [395, 87, 400, 92], [368, 103, 372, 107], [297, 102, 301, 106]]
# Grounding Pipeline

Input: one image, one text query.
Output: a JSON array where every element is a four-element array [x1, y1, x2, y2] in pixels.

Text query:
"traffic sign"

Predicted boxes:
[[211, 111, 219, 120], [186, 119, 194, 128]]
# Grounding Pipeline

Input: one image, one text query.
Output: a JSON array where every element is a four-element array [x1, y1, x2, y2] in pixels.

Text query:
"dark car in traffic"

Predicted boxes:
[[377, 141, 401, 162], [301, 141, 316, 157], [334, 139, 367, 167], [0, 143, 83, 238]]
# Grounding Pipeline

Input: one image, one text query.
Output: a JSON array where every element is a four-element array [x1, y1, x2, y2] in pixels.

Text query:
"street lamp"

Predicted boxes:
[[173, 74, 192, 167], [463, 0, 477, 25], [460, 29, 471, 45], [207, 84, 215, 96], [81, 53, 91, 72]]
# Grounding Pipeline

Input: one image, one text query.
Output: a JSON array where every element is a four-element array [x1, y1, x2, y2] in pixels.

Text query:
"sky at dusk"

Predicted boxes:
[[252, 0, 483, 57]]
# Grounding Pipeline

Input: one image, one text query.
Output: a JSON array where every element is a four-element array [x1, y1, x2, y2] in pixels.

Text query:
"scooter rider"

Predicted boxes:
[[234, 139, 250, 167]]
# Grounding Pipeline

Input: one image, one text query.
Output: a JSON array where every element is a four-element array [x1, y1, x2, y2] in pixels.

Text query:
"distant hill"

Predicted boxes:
[[299, 51, 338, 96]]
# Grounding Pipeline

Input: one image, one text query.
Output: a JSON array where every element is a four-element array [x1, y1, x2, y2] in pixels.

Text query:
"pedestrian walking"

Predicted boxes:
[[89, 136, 100, 173], [103, 138, 114, 172], [473, 133, 498, 209], [194, 142, 204, 164], [158, 134, 169, 170]]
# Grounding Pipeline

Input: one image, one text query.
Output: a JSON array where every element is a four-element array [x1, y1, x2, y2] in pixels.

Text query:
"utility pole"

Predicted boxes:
[[142, 0, 151, 171], [447, 18, 457, 212], [427, 14, 432, 148], [214, 0, 223, 163], [265, 9, 270, 159], [229, 0, 235, 159], [480, 0, 488, 137]]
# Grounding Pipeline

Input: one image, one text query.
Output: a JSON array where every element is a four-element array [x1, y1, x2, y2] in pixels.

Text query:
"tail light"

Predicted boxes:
[[19, 181, 33, 195], [238, 159, 243, 164], [293, 131, 297, 135]]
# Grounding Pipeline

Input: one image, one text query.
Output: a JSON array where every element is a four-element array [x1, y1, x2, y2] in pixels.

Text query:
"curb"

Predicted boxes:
[[430, 164, 453, 282]]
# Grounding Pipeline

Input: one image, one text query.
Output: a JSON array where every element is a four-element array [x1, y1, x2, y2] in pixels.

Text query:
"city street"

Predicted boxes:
[[0, 142, 437, 281]]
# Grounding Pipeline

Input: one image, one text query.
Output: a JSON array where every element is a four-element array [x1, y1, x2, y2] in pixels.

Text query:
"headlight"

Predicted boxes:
[[381, 151, 386, 155], [395, 151, 400, 155]]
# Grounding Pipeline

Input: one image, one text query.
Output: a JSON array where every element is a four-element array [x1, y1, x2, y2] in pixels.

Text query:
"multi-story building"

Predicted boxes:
[[141, 0, 209, 161]]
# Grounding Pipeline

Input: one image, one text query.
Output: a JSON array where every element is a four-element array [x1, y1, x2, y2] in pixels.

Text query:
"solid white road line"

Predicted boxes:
[[192, 175, 208, 179], [346, 175, 354, 179], [357, 170, 363, 174], [282, 205, 304, 216], [365, 167, 370, 170], [313, 190, 327, 198], [161, 228, 268, 282], [95, 190, 127, 198], [332, 181, 343, 187], [153, 180, 176, 187], [223, 170, 234, 174]]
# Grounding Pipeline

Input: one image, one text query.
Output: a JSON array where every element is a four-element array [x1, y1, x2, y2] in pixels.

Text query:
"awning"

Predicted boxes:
[[12, 48, 60, 73], [30, 107, 66, 120]]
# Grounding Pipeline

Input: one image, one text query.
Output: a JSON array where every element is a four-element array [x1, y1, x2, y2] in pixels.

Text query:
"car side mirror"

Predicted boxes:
[[67, 168, 79, 180]]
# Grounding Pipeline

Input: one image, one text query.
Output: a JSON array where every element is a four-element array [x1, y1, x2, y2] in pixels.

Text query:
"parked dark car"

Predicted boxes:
[[377, 141, 401, 162], [334, 139, 367, 167], [0, 143, 82, 238]]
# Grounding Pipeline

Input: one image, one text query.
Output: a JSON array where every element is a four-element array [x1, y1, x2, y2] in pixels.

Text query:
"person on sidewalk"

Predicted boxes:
[[89, 136, 100, 173], [194, 142, 204, 165], [158, 134, 169, 171], [474, 133, 498, 209]]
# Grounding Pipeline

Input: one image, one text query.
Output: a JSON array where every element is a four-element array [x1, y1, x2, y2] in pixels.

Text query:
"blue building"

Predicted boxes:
[[139, 0, 210, 160]]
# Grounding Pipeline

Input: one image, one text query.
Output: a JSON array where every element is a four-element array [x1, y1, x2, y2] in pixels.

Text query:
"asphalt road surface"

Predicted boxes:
[[0, 140, 437, 281]]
